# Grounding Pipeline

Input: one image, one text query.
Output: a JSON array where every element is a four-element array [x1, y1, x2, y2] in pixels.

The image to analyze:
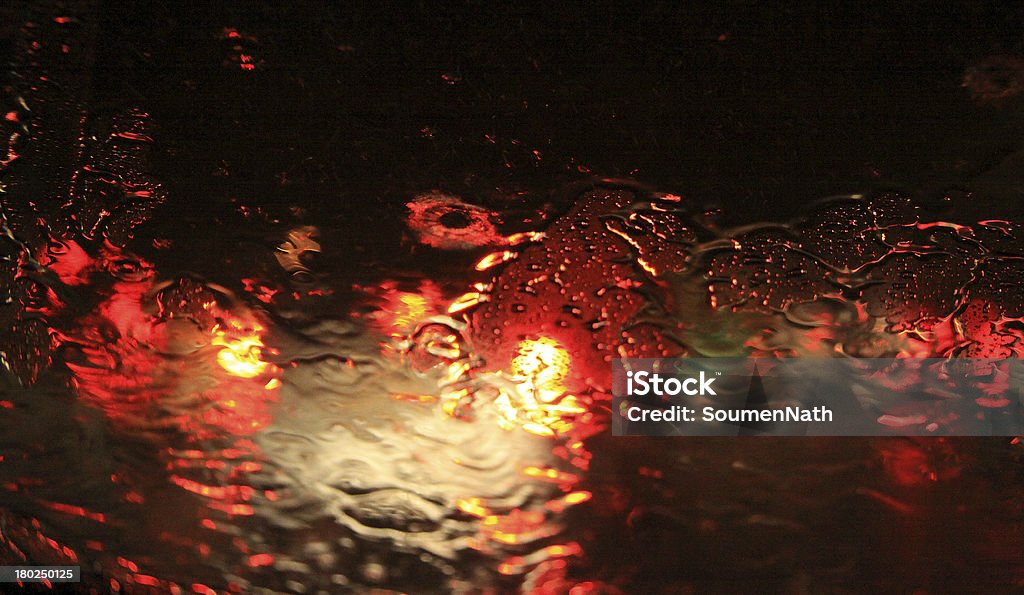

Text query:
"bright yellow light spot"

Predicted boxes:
[[511, 337, 569, 399], [544, 490, 593, 513], [436, 334, 585, 438], [446, 337, 585, 437], [212, 325, 269, 378], [447, 291, 483, 315], [390, 293, 428, 330], [511, 338, 568, 390], [456, 497, 490, 518], [522, 466, 578, 486], [545, 542, 581, 558], [492, 531, 519, 544], [504, 231, 545, 246], [446, 361, 472, 383], [521, 422, 555, 436], [474, 250, 517, 271], [564, 491, 591, 505]]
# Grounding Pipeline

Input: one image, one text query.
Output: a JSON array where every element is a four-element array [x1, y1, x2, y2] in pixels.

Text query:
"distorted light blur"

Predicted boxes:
[[366, 280, 446, 336], [393, 294, 429, 328], [474, 249, 518, 271], [510, 337, 570, 399], [447, 283, 490, 315], [435, 333, 588, 438], [501, 338, 587, 437], [211, 320, 269, 378]]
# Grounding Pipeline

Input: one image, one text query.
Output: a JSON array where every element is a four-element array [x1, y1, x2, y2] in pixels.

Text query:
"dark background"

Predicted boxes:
[[136, 2, 1024, 215], [6, 1, 1024, 274]]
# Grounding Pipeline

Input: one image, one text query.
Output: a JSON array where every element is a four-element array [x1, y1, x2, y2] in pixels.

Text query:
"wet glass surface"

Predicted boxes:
[[1, 2, 1024, 593]]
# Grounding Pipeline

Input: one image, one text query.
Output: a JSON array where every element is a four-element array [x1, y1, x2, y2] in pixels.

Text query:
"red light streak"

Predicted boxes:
[[132, 574, 160, 587], [39, 500, 106, 523], [246, 553, 274, 567]]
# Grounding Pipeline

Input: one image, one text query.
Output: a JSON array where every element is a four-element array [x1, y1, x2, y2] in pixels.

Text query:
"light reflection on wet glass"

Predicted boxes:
[[0, 3, 1023, 594]]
